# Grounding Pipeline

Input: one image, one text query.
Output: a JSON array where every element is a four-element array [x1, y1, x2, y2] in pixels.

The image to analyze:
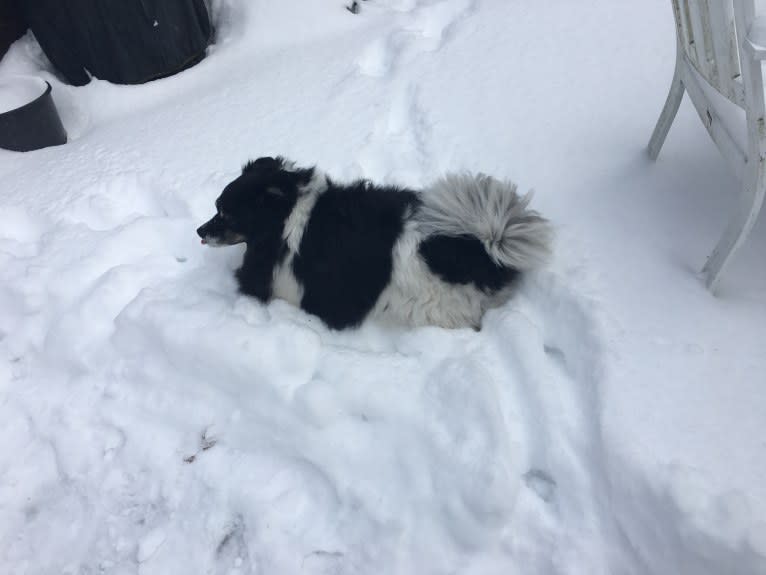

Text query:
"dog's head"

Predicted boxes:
[[197, 156, 313, 247]]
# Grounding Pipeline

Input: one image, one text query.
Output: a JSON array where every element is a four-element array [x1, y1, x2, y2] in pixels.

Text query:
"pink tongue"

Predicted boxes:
[[201, 239, 207, 245]]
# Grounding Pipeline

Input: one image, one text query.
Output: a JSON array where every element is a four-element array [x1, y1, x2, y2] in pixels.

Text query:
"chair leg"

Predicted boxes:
[[648, 51, 685, 161], [702, 163, 766, 292]]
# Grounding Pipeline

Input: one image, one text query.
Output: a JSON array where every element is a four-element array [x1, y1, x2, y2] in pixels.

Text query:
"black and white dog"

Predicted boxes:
[[197, 157, 552, 330]]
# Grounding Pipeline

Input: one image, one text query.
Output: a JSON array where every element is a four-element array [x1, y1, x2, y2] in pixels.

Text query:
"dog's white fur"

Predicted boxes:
[[271, 169, 329, 307], [271, 169, 552, 329], [369, 221, 494, 328]]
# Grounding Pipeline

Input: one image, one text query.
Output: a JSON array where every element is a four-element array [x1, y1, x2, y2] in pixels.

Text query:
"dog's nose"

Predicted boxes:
[[197, 225, 209, 245]]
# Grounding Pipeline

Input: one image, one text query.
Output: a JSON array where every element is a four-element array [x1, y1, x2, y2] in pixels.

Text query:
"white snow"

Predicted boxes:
[[137, 527, 167, 563], [1, 1, 765, 574], [0, 75, 46, 114]]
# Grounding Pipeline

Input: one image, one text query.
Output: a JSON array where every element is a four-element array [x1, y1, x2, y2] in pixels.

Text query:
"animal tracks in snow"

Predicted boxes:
[[214, 515, 256, 575], [354, 0, 475, 182], [357, 82, 432, 183], [357, 0, 475, 78]]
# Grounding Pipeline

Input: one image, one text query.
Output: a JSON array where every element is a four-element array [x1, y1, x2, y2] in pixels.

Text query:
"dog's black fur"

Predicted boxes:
[[419, 234, 517, 292], [292, 181, 419, 329]]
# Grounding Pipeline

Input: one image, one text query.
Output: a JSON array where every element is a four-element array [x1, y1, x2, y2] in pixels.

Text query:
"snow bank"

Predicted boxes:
[[0, 171, 617, 572]]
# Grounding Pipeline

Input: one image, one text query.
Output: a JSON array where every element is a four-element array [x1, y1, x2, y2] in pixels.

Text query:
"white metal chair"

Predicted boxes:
[[648, 0, 766, 291]]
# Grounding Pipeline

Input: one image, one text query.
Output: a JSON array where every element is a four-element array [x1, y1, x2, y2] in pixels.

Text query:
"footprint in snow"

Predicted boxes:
[[215, 515, 256, 575], [524, 469, 558, 503], [356, 0, 475, 78], [356, 82, 431, 183]]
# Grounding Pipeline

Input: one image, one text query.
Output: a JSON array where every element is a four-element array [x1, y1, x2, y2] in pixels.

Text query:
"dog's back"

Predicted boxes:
[[291, 180, 420, 329]]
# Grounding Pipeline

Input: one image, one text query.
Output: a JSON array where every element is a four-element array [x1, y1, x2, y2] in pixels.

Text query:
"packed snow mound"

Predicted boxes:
[[0, 172, 611, 573], [0, 173, 607, 573]]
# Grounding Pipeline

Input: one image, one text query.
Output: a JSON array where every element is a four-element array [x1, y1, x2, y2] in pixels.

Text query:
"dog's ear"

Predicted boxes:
[[242, 156, 283, 174]]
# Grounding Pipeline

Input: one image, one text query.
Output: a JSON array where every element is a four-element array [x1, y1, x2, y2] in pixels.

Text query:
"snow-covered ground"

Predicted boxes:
[[1, 1, 765, 573]]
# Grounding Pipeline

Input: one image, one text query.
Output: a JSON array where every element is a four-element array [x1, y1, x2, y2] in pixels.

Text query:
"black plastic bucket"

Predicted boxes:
[[0, 76, 67, 152]]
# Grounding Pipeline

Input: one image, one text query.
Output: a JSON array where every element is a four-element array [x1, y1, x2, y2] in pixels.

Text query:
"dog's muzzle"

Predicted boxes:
[[197, 216, 224, 246], [197, 215, 245, 247]]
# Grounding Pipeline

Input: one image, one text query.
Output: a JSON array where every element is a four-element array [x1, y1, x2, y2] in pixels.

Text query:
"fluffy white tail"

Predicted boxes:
[[417, 173, 553, 270]]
